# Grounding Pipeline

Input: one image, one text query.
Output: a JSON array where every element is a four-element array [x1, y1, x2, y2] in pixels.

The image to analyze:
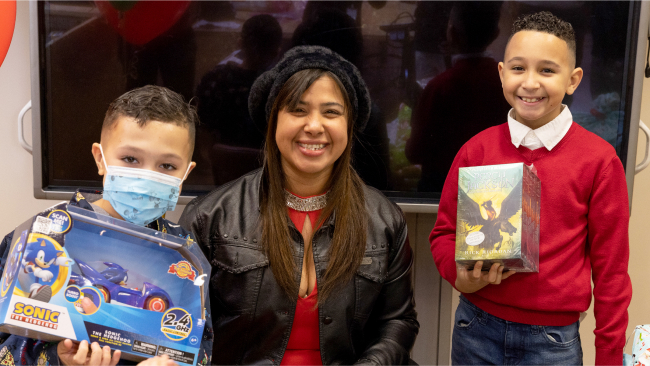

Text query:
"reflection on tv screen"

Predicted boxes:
[[40, 1, 631, 202]]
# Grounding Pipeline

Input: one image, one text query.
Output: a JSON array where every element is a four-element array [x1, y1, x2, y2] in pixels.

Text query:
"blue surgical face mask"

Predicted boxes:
[[99, 145, 191, 226]]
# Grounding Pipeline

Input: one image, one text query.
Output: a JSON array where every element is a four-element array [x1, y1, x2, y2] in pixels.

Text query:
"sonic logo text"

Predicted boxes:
[[11, 303, 59, 329]]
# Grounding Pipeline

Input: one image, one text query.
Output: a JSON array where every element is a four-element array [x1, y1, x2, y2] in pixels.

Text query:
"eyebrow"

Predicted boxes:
[[118, 146, 183, 161], [506, 57, 562, 68], [159, 153, 183, 160], [322, 102, 344, 109], [117, 145, 145, 154], [297, 101, 345, 108], [539, 60, 562, 68]]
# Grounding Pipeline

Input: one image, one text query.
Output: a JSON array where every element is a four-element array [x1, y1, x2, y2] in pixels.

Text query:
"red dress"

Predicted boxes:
[[280, 202, 323, 366]]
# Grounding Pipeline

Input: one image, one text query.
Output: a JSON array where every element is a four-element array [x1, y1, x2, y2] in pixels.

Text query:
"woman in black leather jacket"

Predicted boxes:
[[180, 46, 419, 365]]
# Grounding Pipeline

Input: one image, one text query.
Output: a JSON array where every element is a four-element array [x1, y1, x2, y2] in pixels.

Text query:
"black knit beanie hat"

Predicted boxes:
[[248, 45, 371, 133]]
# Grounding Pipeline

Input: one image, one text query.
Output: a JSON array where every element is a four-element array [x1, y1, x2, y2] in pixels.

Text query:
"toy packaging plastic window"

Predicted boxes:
[[0, 203, 211, 365]]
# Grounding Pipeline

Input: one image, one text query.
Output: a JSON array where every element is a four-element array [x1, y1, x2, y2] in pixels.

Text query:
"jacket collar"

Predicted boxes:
[[69, 188, 103, 210]]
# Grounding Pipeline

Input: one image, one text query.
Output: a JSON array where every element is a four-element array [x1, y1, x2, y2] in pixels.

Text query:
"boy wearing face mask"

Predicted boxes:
[[0, 86, 212, 366]]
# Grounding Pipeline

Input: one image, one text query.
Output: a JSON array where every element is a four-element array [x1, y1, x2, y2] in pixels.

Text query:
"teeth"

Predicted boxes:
[[521, 97, 543, 103], [299, 143, 325, 151]]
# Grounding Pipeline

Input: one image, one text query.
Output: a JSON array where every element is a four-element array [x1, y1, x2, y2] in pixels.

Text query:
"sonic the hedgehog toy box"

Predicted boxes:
[[455, 162, 540, 272], [0, 203, 210, 365]]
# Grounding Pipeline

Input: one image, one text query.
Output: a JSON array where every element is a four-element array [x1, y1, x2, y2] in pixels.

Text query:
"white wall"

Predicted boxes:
[[0, 2, 58, 236]]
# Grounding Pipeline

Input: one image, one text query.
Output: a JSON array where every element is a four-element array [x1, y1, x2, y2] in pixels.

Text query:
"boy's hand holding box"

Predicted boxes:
[[455, 163, 540, 272]]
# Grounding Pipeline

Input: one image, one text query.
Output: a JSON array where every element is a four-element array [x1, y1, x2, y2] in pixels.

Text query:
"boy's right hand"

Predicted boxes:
[[58, 339, 121, 366], [455, 261, 515, 293]]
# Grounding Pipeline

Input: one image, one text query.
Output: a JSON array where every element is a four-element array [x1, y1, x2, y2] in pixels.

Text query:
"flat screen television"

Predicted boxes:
[[29, 1, 649, 212]]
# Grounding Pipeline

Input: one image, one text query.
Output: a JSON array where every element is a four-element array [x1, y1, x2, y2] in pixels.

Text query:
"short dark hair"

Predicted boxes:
[[291, 8, 363, 67], [510, 11, 576, 65], [102, 85, 198, 154], [450, 2, 502, 53], [241, 14, 283, 66]]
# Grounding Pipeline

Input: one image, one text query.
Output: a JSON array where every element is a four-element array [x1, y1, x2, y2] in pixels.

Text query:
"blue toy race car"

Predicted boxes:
[[67, 259, 173, 312]]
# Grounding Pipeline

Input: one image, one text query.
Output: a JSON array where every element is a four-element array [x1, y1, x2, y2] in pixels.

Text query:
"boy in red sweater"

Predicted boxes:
[[430, 11, 631, 365]]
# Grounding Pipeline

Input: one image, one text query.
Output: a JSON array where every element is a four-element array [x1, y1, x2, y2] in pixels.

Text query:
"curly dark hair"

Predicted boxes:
[[510, 11, 576, 65], [102, 85, 198, 153]]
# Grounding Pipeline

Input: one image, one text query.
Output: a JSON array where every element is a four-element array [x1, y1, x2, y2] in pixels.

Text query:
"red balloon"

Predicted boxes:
[[0, 0, 16, 68], [95, 1, 190, 46]]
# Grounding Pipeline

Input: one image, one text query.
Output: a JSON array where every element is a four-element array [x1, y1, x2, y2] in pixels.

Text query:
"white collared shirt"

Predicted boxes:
[[507, 105, 573, 151]]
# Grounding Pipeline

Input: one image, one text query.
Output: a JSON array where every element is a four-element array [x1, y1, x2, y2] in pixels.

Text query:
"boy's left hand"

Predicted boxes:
[[455, 261, 516, 293], [57, 339, 121, 366]]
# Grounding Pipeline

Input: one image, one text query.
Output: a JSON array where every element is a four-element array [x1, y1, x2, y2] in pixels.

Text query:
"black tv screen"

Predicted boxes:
[[34, 1, 643, 206]]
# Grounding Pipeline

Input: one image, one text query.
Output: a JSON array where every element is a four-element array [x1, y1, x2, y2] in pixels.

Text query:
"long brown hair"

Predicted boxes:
[[260, 69, 368, 302]]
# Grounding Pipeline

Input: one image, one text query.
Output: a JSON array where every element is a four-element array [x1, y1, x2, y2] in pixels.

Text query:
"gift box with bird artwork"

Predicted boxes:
[[455, 162, 540, 272]]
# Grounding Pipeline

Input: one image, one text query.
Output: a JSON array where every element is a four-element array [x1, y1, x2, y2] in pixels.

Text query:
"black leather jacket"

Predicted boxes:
[[179, 170, 419, 365]]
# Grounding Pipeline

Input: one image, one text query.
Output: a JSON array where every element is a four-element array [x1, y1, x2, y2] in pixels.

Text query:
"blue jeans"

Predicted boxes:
[[452, 295, 583, 365]]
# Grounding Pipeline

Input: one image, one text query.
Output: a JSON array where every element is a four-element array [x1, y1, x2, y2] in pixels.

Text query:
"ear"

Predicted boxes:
[[445, 22, 461, 54], [446, 22, 455, 42], [91, 143, 105, 176], [178, 161, 196, 194], [565, 67, 584, 96], [489, 27, 500, 45], [498, 62, 505, 86], [186, 161, 196, 178]]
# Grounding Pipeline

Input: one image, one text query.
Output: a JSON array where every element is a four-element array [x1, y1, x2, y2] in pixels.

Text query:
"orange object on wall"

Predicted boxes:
[[0, 0, 17, 68]]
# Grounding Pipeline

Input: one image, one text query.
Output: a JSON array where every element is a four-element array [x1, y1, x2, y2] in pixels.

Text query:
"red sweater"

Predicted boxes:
[[430, 122, 631, 365]]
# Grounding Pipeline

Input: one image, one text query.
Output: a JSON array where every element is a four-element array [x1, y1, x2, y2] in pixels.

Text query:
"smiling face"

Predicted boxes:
[[35, 250, 54, 268], [275, 75, 348, 186], [498, 30, 583, 129], [92, 116, 195, 189]]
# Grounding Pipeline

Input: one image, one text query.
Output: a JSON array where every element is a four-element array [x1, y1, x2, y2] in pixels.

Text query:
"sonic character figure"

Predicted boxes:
[[22, 239, 73, 302], [100, 262, 128, 286]]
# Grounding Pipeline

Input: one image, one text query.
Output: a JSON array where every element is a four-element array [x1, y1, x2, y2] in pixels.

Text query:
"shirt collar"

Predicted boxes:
[[507, 105, 573, 150], [450, 51, 493, 67]]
